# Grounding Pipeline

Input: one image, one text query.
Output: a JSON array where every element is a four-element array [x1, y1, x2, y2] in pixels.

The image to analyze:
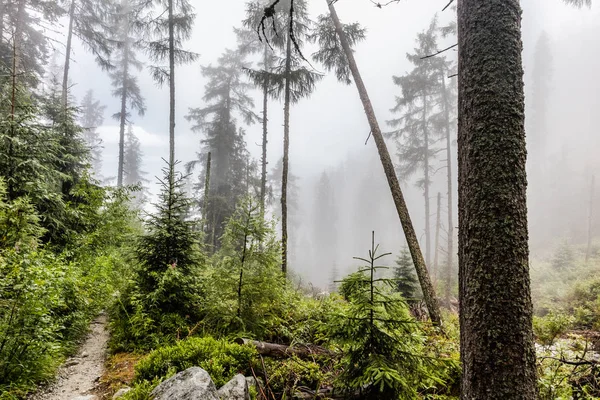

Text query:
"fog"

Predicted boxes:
[[64, 0, 600, 289]]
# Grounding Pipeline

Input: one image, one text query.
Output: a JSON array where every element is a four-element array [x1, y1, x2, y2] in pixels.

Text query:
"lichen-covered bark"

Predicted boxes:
[[457, 0, 537, 398], [327, 0, 441, 326]]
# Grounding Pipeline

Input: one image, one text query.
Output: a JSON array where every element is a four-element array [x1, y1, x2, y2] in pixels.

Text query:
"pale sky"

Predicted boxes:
[[63, 0, 599, 214]]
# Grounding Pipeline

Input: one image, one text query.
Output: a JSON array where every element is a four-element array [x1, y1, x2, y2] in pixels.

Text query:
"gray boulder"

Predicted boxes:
[[71, 396, 98, 400], [150, 367, 219, 400], [217, 374, 249, 400]]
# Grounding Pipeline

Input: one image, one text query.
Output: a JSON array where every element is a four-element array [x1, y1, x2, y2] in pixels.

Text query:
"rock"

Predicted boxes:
[[217, 374, 249, 400], [151, 367, 219, 400], [81, 351, 89, 358], [64, 359, 80, 367], [112, 387, 131, 399], [71, 396, 98, 400]]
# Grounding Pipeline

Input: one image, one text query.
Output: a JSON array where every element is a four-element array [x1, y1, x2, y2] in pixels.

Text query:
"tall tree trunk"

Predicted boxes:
[[458, 0, 537, 397], [0, 4, 5, 48], [117, 44, 129, 187], [326, 1, 441, 326], [585, 175, 595, 264], [433, 192, 441, 283], [7, 31, 18, 201], [441, 72, 454, 306], [62, 0, 76, 108], [203, 151, 212, 234], [260, 44, 269, 217], [167, 0, 175, 174], [423, 94, 431, 269], [281, 23, 292, 277]]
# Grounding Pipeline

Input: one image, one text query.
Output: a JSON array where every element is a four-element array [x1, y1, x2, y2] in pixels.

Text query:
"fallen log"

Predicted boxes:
[[234, 338, 336, 359]]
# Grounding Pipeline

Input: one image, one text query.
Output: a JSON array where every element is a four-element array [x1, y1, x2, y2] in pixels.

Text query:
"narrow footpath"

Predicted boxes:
[[30, 314, 109, 400]]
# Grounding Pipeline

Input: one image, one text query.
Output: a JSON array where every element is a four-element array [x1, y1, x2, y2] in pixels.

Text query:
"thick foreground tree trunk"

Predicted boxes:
[[326, 1, 441, 326], [457, 0, 537, 398]]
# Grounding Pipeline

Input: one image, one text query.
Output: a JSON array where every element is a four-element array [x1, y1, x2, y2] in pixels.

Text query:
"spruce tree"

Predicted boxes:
[[109, 0, 146, 187], [61, 0, 115, 106], [388, 19, 443, 270], [123, 124, 149, 207], [186, 49, 258, 250], [239, 0, 281, 216], [394, 247, 419, 300], [0, 0, 62, 86], [79, 89, 106, 177], [331, 232, 427, 398], [136, 160, 201, 315], [142, 0, 197, 168], [259, 0, 322, 276]]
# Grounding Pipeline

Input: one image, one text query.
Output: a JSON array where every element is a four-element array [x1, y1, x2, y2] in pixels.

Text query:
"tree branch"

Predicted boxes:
[[421, 43, 458, 59]]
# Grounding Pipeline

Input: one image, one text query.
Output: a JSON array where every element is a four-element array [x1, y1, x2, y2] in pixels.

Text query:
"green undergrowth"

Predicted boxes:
[[0, 179, 139, 398]]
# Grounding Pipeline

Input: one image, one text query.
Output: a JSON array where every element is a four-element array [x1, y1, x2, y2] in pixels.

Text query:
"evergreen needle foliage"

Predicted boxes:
[[394, 247, 420, 301], [331, 232, 431, 399], [136, 160, 202, 311]]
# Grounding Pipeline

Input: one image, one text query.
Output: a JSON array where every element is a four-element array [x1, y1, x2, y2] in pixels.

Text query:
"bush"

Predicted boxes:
[[533, 311, 575, 346], [134, 336, 257, 387]]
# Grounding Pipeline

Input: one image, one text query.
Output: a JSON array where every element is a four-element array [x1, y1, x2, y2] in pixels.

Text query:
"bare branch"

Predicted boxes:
[[421, 43, 457, 59], [442, 0, 455, 11]]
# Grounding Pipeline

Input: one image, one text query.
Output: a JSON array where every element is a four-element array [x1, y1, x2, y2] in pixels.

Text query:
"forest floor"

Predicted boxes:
[[30, 314, 109, 400]]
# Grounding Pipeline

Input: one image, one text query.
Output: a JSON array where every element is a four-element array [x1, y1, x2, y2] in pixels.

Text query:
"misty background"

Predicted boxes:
[[58, 0, 600, 289]]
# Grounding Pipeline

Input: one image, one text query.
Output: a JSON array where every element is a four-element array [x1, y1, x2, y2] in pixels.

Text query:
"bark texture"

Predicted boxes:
[[457, 0, 537, 398], [326, 1, 441, 326], [281, 29, 292, 276]]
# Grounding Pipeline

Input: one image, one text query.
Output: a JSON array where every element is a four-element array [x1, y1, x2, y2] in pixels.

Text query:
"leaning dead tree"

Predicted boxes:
[[323, 1, 442, 326], [256, 0, 442, 326]]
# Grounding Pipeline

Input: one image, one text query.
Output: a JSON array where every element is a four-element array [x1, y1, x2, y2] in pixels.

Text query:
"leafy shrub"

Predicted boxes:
[[569, 278, 600, 330], [533, 311, 575, 346], [134, 336, 257, 387], [263, 356, 328, 397], [0, 178, 139, 396]]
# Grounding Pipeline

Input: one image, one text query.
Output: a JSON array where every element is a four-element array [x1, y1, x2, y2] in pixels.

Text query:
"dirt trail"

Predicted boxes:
[[31, 314, 109, 400]]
